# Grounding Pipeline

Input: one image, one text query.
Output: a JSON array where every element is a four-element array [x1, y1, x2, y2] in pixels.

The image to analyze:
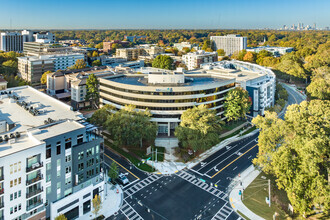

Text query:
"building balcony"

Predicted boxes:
[[26, 174, 43, 186], [26, 162, 43, 173], [0, 188, 3, 195], [26, 199, 43, 211], [0, 175, 3, 182], [0, 202, 4, 209], [26, 187, 43, 199]]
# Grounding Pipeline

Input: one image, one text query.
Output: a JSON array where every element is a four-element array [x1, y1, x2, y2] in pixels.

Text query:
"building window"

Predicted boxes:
[[46, 163, 51, 170], [57, 170, 61, 178], [47, 174, 51, 182], [78, 163, 84, 171], [46, 186, 51, 194], [46, 148, 51, 159], [96, 145, 99, 154], [65, 166, 71, 174], [65, 176, 71, 185], [65, 155, 71, 162], [65, 138, 71, 149], [56, 144, 61, 155], [57, 159, 61, 166], [78, 152, 84, 160], [77, 134, 83, 144]]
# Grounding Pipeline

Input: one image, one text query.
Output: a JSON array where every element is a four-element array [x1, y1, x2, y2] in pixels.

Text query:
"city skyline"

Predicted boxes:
[[0, 0, 329, 29]]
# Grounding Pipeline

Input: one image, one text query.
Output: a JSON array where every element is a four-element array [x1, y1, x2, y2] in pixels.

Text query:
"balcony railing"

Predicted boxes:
[[26, 162, 43, 173], [26, 174, 43, 186], [26, 187, 43, 199], [26, 199, 43, 211]]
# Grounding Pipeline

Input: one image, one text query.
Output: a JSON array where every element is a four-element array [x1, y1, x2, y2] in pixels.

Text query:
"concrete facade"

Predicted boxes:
[[182, 50, 218, 70], [210, 35, 247, 56]]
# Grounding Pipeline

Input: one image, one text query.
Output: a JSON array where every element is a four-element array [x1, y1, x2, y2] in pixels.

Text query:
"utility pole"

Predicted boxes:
[[268, 179, 271, 207]]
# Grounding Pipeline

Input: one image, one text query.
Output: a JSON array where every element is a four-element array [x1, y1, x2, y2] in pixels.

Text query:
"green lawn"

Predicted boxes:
[[242, 172, 288, 220], [241, 126, 257, 136]]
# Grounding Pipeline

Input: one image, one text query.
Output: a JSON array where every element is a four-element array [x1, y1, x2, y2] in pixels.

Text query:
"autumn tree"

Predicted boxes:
[[243, 51, 256, 63], [92, 194, 102, 219], [92, 60, 101, 66], [252, 100, 330, 216], [175, 105, 224, 152], [231, 49, 247, 61], [90, 104, 115, 127], [217, 49, 225, 56], [276, 53, 307, 79], [85, 74, 99, 109], [224, 87, 251, 121], [55, 214, 67, 220], [306, 66, 330, 100], [69, 59, 87, 70], [40, 70, 52, 85]]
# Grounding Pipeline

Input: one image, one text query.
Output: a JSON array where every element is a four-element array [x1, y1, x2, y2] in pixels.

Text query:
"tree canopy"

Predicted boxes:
[[40, 70, 52, 85], [92, 60, 102, 66], [224, 87, 251, 121], [85, 74, 99, 109], [152, 55, 174, 70], [252, 100, 330, 216], [175, 105, 224, 152], [69, 59, 87, 70], [306, 66, 330, 100]]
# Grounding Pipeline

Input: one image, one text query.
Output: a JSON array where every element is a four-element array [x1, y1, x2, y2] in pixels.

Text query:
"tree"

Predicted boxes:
[[224, 87, 251, 121], [205, 48, 213, 52], [92, 60, 102, 67], [217, 49, 225, 56], [55, 214, 67, 220], [252, 100, 330, 216], [92, 194, 102, 219], [276, 53, 307, 79], [92, 51, 99, 57], [231, 49, 247, 61], [2, 60, 17, 69], [202, 39, 211, 51], [85, 74, 99, 109], [95, 42, 103, 49], [40, 70, 52, 85], [105, 105, 157, 147], [306, 66, 330, 100], [108, 162, 119, 181], [69, 59, 87, 70], [175, 105, 224, 152], [152, 55, 174, 70], [243, 51, 256, 63]]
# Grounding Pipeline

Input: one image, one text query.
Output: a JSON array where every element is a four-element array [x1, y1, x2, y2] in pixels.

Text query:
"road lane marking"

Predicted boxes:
[[233, 166, 237, 171], [211, 144, 258, 178], [199, 138, 257, 172], [104, 153, 140, 180]]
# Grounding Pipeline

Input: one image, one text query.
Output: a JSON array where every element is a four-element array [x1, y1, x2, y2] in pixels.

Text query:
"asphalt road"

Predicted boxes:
[[105, 83, 305, 220]]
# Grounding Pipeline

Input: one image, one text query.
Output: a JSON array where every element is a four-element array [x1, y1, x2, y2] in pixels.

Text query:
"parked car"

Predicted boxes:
[[117, 173, 129, 185]]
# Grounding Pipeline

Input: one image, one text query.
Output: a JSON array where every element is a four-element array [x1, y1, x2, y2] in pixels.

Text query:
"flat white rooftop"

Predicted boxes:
[[0, 86, 82, 135]]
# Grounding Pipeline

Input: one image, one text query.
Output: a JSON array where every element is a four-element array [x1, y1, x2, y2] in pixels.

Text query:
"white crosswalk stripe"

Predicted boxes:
[[211, 202, 233, 220], [176, 171, 227, 200], [124, 174, 162, 198], [120, 200, 144, 220]]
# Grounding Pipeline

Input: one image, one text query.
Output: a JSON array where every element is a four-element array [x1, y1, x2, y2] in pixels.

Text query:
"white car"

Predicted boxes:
[[118, 173, 129, 185]]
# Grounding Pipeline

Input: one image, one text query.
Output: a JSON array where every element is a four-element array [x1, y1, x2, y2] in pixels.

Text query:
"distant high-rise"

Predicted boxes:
[[210, 34, 247, 56]]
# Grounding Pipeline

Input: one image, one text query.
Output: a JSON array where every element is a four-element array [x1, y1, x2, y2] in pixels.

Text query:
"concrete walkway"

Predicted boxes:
[[80, 182, 123, 219], [229, 165, 264, 220]]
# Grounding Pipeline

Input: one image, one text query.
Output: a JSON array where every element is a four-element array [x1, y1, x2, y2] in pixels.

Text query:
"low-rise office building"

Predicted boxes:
[[246, 46, 294, 57], [103, 41, 129, 53], [99, 70, 235, 136], [18, 53, 85, 86], [173, 42, 199, 51], [210, 34, 247, 56], [200, 61, 276, 116], [116, 46, 164, 61], [0, 86, 104, 220], [182, 50, 218, 70]]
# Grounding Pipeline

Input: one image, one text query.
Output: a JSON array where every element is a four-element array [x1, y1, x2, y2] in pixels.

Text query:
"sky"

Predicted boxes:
[[0, 0, 329, 29]]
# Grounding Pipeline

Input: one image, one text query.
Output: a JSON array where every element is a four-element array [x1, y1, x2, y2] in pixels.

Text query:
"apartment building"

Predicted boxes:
[[103, 41, 129, 53], [210, 34, 247, 56], [0, 86, 104, 219], [173, 42, 199, 51], [23, 42, 72, 56], [17, 53, 85, 86], [182, 50, 218, 70], [116, 45, 164, 61]]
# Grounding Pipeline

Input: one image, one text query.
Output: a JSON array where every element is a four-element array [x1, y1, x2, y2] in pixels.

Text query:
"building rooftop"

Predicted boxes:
[[0, 86, 82, 135]]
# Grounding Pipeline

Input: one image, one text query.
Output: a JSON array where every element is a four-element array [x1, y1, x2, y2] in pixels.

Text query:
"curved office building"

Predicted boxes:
[[99, 72, 235, 136]]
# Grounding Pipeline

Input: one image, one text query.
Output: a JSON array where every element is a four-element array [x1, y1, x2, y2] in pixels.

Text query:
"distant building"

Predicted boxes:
[[103, 40, 129, 53], [124, 35, 146, 42], [182, 50, 218, 70], [17, 53, 85, 86], [0, 30, 55, 52], [246, 46, 294, 57], [116, 46, 164, 61], [23, 42, 72, 55], [173, 42, 199, 51], [210, 34, 247, 56]]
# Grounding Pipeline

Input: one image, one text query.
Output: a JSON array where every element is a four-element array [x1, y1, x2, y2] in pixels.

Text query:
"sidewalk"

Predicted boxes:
[[80, 182, 123, 219], [229, 165, 264, 220], [147, 128, 259, 174]]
